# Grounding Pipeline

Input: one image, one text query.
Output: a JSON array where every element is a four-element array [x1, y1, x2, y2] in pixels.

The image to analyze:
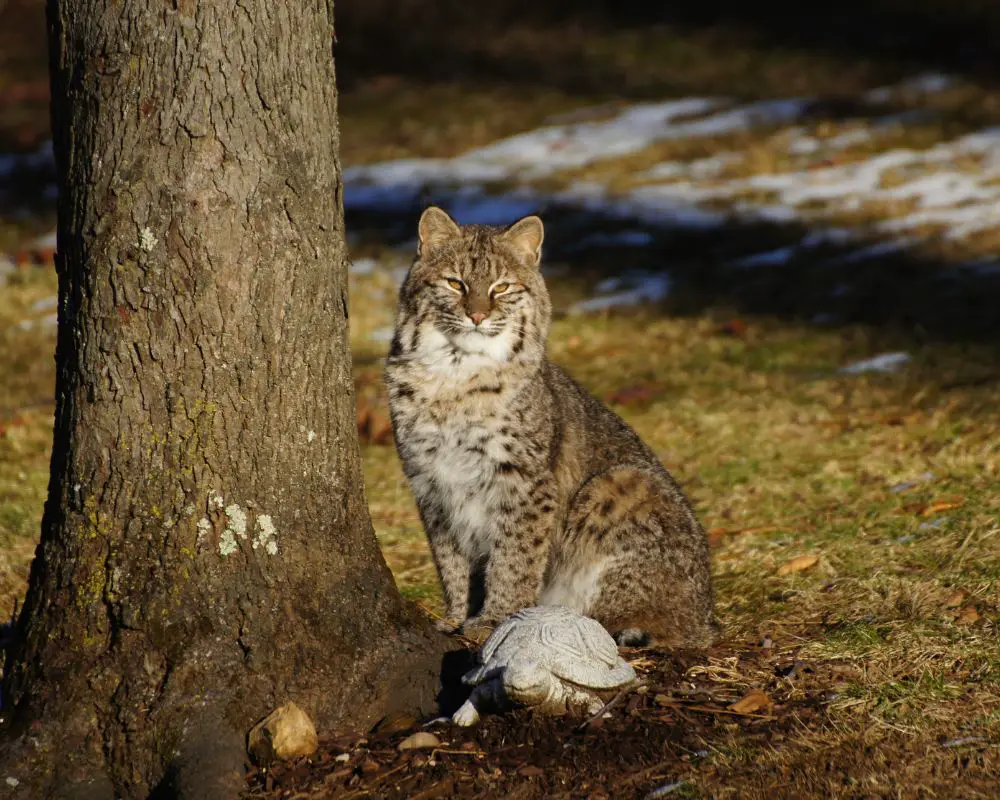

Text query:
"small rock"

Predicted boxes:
[[5, 777, 20, 788], [247, 701, 319, 765], [653, 693, 672, 707], [398, 732, 441, 751], [360, 757, 381, 774], [334, 753, 351, 763]]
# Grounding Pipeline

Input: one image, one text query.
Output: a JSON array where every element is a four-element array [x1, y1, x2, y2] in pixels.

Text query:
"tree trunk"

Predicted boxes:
[[0, 1, 448, 797]]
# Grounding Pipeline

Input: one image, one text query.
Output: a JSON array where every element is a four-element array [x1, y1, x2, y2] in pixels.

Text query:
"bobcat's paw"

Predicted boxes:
[[461, 616, 497, 645]]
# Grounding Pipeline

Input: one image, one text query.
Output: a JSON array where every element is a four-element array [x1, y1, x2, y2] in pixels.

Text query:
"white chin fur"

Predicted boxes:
[[450, 328, 511, 360]]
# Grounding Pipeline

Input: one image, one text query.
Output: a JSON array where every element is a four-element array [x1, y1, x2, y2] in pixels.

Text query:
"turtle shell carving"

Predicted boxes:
[[454, 606, 638, 725]]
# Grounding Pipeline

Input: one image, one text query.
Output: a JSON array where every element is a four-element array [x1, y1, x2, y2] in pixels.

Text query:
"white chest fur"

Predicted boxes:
[[405, 408, 509, 560]]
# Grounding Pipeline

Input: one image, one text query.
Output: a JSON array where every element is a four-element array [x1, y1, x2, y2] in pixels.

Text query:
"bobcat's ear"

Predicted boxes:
[[502, 215, 544, 267], [417, 206, 461, 254]]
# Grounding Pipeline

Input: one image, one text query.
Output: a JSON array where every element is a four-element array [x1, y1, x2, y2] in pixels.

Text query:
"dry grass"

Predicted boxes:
[[0, 265, 56, 618]]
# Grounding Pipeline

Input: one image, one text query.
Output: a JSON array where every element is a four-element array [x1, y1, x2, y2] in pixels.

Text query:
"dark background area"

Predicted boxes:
[[1, 0, 998, 342]]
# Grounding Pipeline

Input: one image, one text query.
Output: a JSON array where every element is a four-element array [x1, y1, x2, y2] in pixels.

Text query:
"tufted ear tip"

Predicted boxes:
[[417, 206, 461, 254], [502, 215, 544, 266]]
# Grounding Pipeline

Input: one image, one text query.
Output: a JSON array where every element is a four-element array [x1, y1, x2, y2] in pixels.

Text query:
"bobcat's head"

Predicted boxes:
[[393, 207, 551, 365]]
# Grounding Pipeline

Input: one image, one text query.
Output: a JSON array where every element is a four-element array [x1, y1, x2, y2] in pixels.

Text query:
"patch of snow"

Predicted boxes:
[[958, 259, 1000, 276], [31, 295, 57, 312], [445, 188, 541, 225], [800, 228, 855, 247], [569, 273, 671, 314], [731, 245, 800, 268], [344, 97, 809, 207], [32, 230, 57, 250], [644, 153, 742, 181], [350, 257, 378, 276], [572, 230, 655, 250], [0, 141, 54, 180], [0, 254, 15, 286], [788, 128, 873, 155], [840, 352, 911, 375], [864, 73, 955, 104], [643, 162, 686, 181], [825, 238, 920, 264], [889, 472, 936, 493], [339, 76, 1000, 258]]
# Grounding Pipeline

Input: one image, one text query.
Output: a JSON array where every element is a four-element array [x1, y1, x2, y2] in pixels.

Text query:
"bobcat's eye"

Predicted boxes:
[[491, 282, 511, 295], [445, 278, 465, 293]]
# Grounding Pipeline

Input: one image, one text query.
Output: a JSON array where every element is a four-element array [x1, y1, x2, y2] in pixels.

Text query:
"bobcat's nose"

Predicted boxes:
[[469, 311, 489, 326]]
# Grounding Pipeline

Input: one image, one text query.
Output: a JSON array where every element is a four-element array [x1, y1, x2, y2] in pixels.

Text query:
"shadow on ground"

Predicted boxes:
[[348, 204, 1000, 347], [335, 0, 1000, 97]]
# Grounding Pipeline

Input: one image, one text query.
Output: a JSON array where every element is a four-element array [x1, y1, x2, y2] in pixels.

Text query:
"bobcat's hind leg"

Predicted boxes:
[[544, 467, 718, 647]]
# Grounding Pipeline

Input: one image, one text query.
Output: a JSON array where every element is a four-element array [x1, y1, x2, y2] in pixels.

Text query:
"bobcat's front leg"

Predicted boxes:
[[463, 475, 559, 640], [419, 502, 471, 632]]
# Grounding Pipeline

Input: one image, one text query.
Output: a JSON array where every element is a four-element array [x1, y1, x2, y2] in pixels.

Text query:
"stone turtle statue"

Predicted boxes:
[[452, 605, 638, 726]]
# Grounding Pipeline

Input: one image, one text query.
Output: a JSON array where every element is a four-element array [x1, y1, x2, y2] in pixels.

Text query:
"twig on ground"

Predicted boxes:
[[576, 682, 639, 731]]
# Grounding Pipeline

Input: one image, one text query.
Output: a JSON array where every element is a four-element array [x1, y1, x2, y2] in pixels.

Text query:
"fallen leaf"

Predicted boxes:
[[398, 732, 441, 751], [372, 712, 417, 735], [778, 555, 819, 576], [943, 590, 967, 609], [370, 413, 393, 445], [920, 499, 964, 516], [707, 528, 726, 548], [955, 606, 980, 626], [356, 403, 373, 439], [604, 385, 656, 406], [729, 690, 773, 715], [654, 693, 672, 707], [518, 765, 545, 778], [566, 335, 582, 349], [718, 319, 748, 337]]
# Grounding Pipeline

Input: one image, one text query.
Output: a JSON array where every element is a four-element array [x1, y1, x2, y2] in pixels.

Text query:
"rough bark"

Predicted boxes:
[[0, 1, 449, 797]]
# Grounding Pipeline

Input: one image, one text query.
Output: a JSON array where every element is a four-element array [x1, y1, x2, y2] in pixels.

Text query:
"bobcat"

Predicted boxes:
[[385, 207, 718, 646]]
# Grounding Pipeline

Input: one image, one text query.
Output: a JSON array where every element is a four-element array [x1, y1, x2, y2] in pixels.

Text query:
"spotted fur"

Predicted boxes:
[[385, 207, 718, 646]]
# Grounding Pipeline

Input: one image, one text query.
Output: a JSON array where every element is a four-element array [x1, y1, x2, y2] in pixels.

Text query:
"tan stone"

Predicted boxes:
[[247, 702, 319, 765]]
